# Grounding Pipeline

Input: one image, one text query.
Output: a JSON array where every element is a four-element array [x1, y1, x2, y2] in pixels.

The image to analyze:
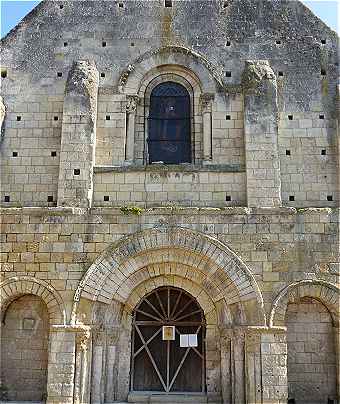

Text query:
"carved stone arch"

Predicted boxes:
[[0, 276, 66, 324], [72, 226, 265, 326], [269, 279, 340, 327], [118, 45, 223, 95]]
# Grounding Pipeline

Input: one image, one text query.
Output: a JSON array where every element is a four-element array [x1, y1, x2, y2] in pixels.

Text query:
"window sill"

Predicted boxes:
[[94, 163, 245, 173]]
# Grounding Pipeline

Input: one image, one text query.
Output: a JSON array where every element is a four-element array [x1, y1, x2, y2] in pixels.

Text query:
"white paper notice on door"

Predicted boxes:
[[188, 334, 198, 347], [180, 334, 198, 347], [180, 334, 189, 347]]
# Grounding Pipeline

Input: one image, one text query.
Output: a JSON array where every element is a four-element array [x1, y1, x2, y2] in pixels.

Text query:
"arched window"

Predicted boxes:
[[148, 82, 191, 164]]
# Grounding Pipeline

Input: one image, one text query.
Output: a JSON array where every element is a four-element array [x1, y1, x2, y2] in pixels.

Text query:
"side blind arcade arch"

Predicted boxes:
[[147, 82, 191, 164]]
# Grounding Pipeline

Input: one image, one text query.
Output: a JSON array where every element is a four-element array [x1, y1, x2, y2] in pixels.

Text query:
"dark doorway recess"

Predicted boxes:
[[130, 286, 206, 393]]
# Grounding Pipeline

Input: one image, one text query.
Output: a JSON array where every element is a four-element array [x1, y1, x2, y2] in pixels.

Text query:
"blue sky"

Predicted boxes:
[[0, 0, 339, 38]]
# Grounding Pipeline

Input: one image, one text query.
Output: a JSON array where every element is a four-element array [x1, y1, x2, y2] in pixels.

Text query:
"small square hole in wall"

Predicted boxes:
[[59, 4, 64, 9], [226, 115, 231, 120], [288, 115, 293, 120], [47, 195, 53, 202], [118, 2, 124, 8], [51, 151, 57, 157], [12, 151, 18, 157], [130, 42, 135, 47], [101, 72, 106, 78], [63, 42, 68, 47], [321, 39, 326, 44], [106, 115, 111, 121], [278, 71, 284, 77], [102, 41, 107, 47], [165, 0, 172, 7], [321, 149, 327, 155], [327, 195, 333, 201], [1, 69, 7, 78], [57, 72, 63, 77], [104, 195, 110, 201], [74, 169, 80, 176], [276, 40, 282, 45], [225, 71, 232, 77], [319, 114, 324, 119], [54, 116, 59, 121], [225, 195, 231, 202], [223, 1, 229, 8], [286, 150, 291, 156], [4, 196, 10, 202], [287, 399, 295, 404], [16, 116, 21, 121], [225, 40, 231, 47], [321, 68, 326, 76], [289, 195, 295, 201]]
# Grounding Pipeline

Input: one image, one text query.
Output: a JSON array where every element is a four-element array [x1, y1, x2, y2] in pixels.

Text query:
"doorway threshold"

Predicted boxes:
[[128, 392, 209, 403]]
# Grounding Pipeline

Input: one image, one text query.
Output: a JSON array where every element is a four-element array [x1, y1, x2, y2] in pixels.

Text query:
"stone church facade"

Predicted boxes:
[[0, 1, 339, 403]]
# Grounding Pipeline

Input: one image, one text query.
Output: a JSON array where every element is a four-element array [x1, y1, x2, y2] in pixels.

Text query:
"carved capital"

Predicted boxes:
[[200, 93, 215, 113], [126, 95, 140, 113], [107, 328, 120, 345], [76, 329, 91, 351], [93, 330, 106, 346]]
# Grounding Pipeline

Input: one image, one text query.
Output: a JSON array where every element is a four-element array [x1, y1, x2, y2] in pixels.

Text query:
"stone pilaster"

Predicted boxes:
[[74, 328, 91, 404], [245, 327, 288, 404], [242, 60, 282, 207], [201, 93, 214, 164], [124, 95, 139, 164], [57, 60, 99, 207], [46, 325, 91, 404]]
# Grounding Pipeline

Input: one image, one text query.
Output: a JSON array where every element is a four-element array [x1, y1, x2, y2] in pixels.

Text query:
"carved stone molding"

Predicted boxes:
[[93, 330, 106, 346], [126, 95, 140, 113]]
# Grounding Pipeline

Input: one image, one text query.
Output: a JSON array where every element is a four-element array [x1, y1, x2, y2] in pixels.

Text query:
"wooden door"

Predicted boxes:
[[130, 287, 206, 393]]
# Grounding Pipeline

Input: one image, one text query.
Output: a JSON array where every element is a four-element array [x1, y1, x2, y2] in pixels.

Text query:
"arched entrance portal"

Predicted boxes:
[[130, 286, 206, 394]]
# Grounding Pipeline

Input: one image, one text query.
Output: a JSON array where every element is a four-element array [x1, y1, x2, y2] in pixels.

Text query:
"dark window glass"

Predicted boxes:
[[148, 82, 191, 164]]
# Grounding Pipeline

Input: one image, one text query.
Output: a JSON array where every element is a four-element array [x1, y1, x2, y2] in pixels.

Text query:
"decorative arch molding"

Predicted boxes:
[[118, 45, 224, 94], [269, 279, 340, 327], [0, 276, 66, 324], [73, 226, 265, 326]]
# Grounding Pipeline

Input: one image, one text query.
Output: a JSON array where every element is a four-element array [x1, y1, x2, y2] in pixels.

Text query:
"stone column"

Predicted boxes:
[[232, 328, 246, 404], [220, 330, 232, 404], [124, 95, 139, 165], [90, 330, 105, 404], [105, 328, 119, 403], [200, 93, 215, 164], [242, 60, 282, 207], [47, 325, 91, 404], [74, 328, 91, 404], [57, 60, 99, 207]]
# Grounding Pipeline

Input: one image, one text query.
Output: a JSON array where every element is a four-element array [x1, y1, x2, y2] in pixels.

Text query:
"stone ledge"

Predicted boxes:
[[0, 206, 338, 216]]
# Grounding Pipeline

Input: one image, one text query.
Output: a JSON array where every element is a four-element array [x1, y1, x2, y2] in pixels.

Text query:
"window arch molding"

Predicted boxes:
[[134, 66, 204, 164]]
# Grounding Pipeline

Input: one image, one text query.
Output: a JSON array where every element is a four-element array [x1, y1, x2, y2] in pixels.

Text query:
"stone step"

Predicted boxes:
[[128, 393, 209, 403]]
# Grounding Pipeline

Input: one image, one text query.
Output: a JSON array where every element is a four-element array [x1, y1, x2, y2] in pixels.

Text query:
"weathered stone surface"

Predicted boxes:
[[0, 1, 339, 403]]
